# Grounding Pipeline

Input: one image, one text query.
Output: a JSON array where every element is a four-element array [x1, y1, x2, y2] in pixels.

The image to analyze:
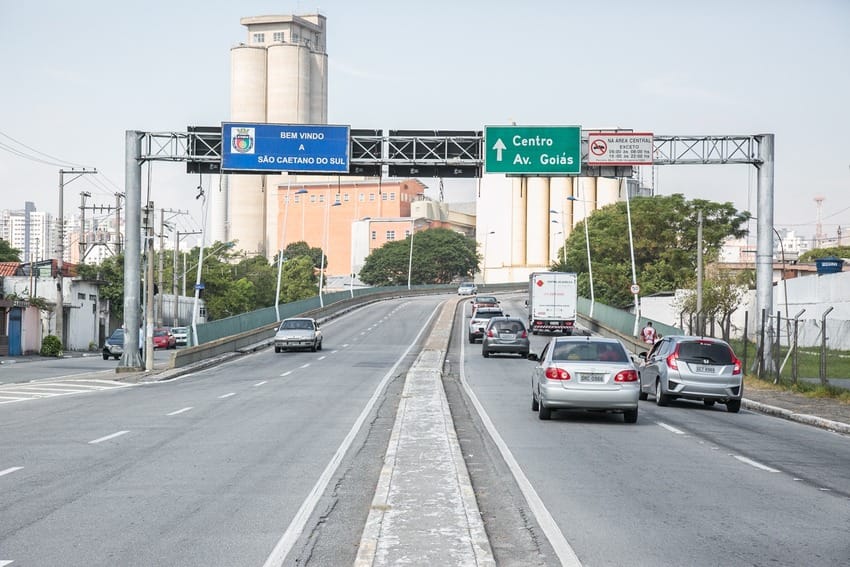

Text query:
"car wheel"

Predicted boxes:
[[468, 334, 475, 344], [703, 399, 716, 407], [114, 355, 120, 360], [623, 407, 638, 423], [655, 379, 669, 406], [520, 351, 529, 358], [317, 340, 323, 351], [310, 341, 317, 352], [538, 401, 552, 421], [274, 347, 281, 353], [531, 392, 539, 411], [102, 353, 109, 360], [639, 391, 648, 401], [726, 399, 741, 413], [482, 349, 489, 358]]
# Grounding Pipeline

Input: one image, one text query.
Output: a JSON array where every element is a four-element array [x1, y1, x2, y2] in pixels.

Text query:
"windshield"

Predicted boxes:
[[280, 320, 314, 330]]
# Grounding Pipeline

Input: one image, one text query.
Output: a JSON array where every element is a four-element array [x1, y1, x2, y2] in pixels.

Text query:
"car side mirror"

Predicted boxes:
[[638, 352, 647, 360], [527, 353, 539, 362]]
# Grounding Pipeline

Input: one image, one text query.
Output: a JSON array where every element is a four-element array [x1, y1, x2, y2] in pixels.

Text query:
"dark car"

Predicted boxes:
[[638, 335, 743, 412], [481, 317, 530, 358], [102, 328, 124, 360]]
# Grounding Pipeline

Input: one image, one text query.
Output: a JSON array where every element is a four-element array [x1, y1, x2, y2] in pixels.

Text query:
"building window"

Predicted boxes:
[[405, 230, 411, 238], [389, 192, 396, 201], [319, 194, 325, 203], [334, 193, 341, 204], [77, 293, 86, 300], [381, 193, 388, 201], [253, 33, 265, 43], [294, 195, 301, 203], [273, 31, 284, 42], [386, 230, 396, 241], [89, 294, 97, 301], [359, 193, 365, 202], [310, 194, 317, 203], [371, 231, 376, 240], [343, 193, 350, 202], [369, 193, 375, 201]]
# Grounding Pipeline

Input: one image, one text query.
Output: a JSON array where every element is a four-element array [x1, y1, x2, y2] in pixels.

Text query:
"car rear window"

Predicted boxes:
[[474, 310, 503, 320], [491, 320, 525, 333], [677, 341, 734, 364], [552, 341, 629, 363]]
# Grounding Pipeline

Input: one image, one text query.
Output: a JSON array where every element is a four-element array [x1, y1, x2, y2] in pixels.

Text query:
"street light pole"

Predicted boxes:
[[568, 189, 595, 318], [407, 219, 416, 290], [276, 186, 307, 321], [623, 179, 640, 336], [483, 230, 495, 284], [318, 196, 340, 307]]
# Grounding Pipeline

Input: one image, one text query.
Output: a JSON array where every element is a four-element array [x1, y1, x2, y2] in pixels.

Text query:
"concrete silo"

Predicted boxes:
[[227, 14, 328, 258]]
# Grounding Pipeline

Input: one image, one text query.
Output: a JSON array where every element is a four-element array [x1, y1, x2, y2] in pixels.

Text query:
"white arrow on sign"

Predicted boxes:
[[492, 138, 507, 161]]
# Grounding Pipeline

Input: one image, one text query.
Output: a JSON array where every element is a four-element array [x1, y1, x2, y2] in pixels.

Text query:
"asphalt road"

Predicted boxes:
[[3, 293, 849, 566], [451, 294, 850, 566], [0, 296, 442, 567], [0, 347, 174, 384]]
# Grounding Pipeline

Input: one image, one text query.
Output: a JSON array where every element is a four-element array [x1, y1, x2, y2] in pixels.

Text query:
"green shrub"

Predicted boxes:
[[40, 335, 63, 357]]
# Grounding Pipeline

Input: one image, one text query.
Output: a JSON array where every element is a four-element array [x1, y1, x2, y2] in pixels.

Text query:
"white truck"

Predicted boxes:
[[527, 271, 578, 335]]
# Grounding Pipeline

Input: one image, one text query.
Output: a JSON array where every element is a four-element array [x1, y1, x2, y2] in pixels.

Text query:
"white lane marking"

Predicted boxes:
[[255, 381, 268, 387], [299, 364, 310, 369], [218, 392, 236, 399], [280, 371, 292, 377], [88, 431, 129, 445], [167, 407, 193, 416], [360, 331, 367, 335], [0, 467, 24, 478], [318, 356, 326, 361], [0, 396, 28, 401], [0, 560, 14, 566], [342, 344, 349, 348], [331, 350, 339, 354], [180, 372, 196, 379], [262, 302, 441, 567], [657, 422, 686, 435], [733, 455, 780, 473], [458, 316, 581, 567]]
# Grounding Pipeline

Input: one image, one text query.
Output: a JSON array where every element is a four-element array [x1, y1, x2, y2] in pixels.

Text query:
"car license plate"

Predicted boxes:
[[579, 373, 605, 383], [500, 333, 516, 340], [695, 365, 716, 373]]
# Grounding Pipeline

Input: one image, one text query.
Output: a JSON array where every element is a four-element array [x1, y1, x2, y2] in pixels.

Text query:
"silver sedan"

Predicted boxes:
[[529, 337, 640, 423], [274, 318, 323, 352]]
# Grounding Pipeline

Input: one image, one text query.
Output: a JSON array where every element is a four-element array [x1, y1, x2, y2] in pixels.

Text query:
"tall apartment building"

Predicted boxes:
[[215, 14, 328, 259], [0, 204, 55, 264]]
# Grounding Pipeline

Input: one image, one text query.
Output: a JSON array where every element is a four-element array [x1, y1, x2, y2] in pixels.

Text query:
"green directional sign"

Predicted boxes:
[[485, 125, 581, 175]]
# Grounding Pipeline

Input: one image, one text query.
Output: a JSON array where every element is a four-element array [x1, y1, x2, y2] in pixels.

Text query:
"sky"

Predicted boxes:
[[1, 0, 849, 244]]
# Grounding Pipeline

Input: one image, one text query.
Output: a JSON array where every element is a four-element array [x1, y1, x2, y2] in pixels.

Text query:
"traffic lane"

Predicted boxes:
[[460, 324, 850, 566], [636, 397, 850, 496], [0, 348, 174, 384], [0, 297, 441, 566]]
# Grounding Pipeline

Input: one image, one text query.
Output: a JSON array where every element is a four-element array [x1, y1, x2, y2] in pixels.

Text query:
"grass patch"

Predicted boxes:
[[744, 375, 850, 404]]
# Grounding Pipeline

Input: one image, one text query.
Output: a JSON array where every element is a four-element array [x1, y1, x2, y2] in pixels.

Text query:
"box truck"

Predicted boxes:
[[527, 271, 578, 335]]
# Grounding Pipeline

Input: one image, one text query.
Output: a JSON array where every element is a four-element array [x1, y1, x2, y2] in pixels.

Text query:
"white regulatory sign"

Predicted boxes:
[[588, 132, 654, 166], [630, 283, 641, 294]]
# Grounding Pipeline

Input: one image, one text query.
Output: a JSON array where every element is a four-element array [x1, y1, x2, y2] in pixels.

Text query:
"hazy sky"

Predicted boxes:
[[1, 0, 848, 242]]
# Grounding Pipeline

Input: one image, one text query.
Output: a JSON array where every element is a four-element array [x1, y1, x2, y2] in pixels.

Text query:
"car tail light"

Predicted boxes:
[[731, 355, 742, 375], [614, 369, 638, 382], [520, 329, 528, 338], [486, 329, 495, 338], [666, 346, 680, 370], [544, 367, 570, 381]]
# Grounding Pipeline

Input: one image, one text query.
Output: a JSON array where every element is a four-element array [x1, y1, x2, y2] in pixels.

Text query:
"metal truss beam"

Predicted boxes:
[[141, 130, 764, 170]]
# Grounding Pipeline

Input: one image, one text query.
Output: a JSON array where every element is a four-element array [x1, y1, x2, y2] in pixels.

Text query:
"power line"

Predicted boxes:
[[0, 130, 89, 168]]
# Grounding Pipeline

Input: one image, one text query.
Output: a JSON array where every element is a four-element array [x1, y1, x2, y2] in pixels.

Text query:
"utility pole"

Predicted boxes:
[[143, 200, 155, 371], [79, 191, 91, 261], [115, 192, 124, 255], [157, 207, 188, 327], [57, 168, 96, 348], [174, 229, 201, 327], [78, 202, 118, 262]]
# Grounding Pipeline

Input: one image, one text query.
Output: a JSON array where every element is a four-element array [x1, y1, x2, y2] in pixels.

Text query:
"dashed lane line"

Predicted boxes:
[[255, 381, 268, 387], [733, 455, 780, 473], [167, 407, 193, 416], [0, 467, 23, 478], [657, 422, 686, 435], [88, 431, 129, 445], [218, 393, 236, 399]]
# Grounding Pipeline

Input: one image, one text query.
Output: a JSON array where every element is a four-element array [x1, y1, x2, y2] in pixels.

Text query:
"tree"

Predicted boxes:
[[799, 246, 850, 262], [77, 254, 126, 319], [359, 228, 478, 286], [0, 239, 21, 262], [674, 266, 750, 340], [283, 241, 325, 269], [559, 194, 751, 307], [279, 256, 319, 302]]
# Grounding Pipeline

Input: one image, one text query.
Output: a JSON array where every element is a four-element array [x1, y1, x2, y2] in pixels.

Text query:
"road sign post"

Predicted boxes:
[[484, 125, 581, 175]]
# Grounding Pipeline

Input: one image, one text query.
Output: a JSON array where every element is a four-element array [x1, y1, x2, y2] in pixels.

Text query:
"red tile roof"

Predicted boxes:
[[0, 262, 20, 277]]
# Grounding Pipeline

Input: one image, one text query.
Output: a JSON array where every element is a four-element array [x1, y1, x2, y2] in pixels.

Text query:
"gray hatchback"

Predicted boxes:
[[481, 317, 530, 358], [638, 335, 743, 412]]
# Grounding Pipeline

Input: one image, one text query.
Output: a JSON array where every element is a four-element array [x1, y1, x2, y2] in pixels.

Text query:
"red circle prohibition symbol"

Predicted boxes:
[[590, 139, 608, 156]]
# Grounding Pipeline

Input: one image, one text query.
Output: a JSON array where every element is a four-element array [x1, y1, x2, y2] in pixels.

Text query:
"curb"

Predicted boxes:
[[742, 398, 850, 435]]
